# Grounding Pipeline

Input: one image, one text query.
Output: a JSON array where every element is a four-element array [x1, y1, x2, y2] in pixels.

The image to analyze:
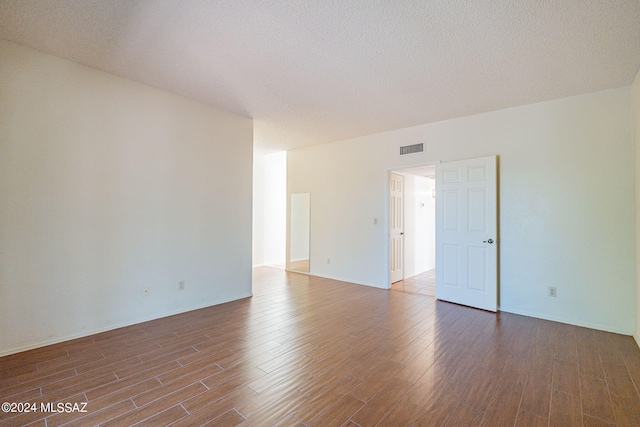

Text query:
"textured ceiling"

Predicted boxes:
[[2, 1, 640, 153]]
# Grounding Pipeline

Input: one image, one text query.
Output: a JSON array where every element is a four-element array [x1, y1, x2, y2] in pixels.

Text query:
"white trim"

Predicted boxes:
[[500, 306, 633, 336], [0, 293, 253, 358], [292, 271, 387, 289], [285, 268, 311, 275]]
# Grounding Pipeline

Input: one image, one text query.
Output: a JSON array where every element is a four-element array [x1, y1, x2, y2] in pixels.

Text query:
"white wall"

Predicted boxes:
[[288, 87, 635, 334], [290, 192, 310, 262], [252, 151, 286, 267], [399, 173, 435, 278], [252, 155, 266, 266], [263, 152, 287, 266], [633, 69, 640, 346], [0, 41, 254, 356]]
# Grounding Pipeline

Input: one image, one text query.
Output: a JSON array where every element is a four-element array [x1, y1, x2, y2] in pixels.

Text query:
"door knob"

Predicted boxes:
[[483, 238, 494, 244]]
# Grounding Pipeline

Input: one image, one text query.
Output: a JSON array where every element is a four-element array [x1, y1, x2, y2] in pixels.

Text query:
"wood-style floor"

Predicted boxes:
[[391, 269, 436, 297], [1, 267, 640, 427]]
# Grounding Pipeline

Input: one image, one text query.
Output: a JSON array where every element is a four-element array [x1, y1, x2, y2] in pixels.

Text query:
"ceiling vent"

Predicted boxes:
[[400, 143, 423, 155]]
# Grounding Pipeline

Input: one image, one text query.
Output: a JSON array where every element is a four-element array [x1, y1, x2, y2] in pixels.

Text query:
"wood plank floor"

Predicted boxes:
[[2, 267, 640, 426], [391, 269, 435, 297]]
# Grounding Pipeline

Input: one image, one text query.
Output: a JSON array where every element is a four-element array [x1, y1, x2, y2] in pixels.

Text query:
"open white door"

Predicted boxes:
[[435, 156, 497, 311], [389, 172, 404, 283]]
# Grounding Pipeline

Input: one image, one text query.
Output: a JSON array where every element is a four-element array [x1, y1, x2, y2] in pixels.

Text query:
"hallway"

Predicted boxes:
[[391, 269, 435, 297]]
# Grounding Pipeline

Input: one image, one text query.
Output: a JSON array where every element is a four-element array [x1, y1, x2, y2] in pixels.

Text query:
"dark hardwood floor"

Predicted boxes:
[[1, 267, 640, 426]]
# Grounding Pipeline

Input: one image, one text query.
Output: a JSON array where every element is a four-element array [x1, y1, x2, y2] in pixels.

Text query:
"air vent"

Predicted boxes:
[[400, 143, 423, 155]]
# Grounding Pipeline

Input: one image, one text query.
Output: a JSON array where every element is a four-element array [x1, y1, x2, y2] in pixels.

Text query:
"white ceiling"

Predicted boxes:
[[2, 1, 639, 153]]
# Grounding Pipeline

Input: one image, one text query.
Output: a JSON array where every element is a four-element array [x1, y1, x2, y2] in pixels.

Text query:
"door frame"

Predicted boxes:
[[386, 157, 499, 311], [387, 161, 439, 288]]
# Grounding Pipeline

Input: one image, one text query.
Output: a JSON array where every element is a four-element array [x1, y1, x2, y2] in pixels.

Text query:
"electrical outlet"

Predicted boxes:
[[327, 258, 331, 264], [143, 286, 151, 297], [548, 286, 557, 297], [179, 280, 185, 291]]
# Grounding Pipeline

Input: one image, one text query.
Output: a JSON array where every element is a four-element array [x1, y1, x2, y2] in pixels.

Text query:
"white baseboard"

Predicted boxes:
[[293, 271, 387, 290], [254, 263, 285, 269], [0, 292, 252, 358], [500, 305, 633, 336]]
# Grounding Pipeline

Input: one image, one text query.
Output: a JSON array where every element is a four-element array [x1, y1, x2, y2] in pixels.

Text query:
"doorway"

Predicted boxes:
[[389, 166, 437, 294], [390, 156, 498, 312]]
